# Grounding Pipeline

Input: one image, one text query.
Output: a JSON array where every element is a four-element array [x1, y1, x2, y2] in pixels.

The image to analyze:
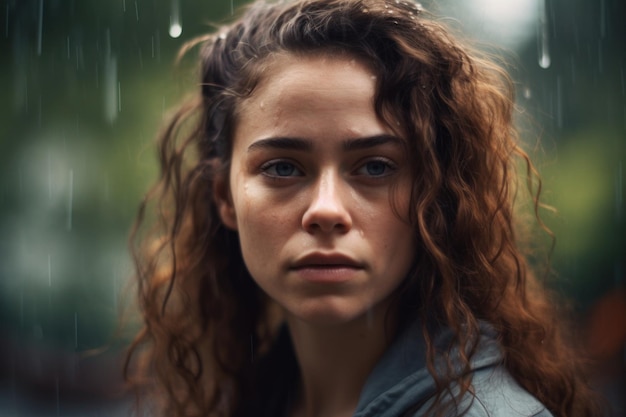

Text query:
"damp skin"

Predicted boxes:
[[215, 54, 416, 326]]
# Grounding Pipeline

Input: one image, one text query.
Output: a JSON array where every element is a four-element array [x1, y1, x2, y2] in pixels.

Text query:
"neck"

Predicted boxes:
[[286, 307, 397, 417]]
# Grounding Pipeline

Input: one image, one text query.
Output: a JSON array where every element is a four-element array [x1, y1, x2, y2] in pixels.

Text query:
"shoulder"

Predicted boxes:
[[466, 364, 553, 417], [414, 364, 554, 417]]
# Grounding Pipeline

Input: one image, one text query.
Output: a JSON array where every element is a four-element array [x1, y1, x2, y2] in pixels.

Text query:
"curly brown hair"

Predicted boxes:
[[124, 0, 600, 416]]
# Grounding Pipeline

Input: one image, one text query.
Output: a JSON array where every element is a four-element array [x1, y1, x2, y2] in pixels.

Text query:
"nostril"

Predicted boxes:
[[301, 175, 353, 233]]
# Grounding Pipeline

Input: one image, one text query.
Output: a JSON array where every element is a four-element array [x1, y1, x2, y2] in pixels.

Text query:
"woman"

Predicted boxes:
[[125, 0, 600, 416]]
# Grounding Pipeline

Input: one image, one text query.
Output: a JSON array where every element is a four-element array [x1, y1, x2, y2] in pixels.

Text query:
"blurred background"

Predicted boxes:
[[0, 0, 624, 415]]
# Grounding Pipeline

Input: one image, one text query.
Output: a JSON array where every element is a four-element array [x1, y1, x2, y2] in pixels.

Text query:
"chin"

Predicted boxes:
[[286, 297, 375, 327]]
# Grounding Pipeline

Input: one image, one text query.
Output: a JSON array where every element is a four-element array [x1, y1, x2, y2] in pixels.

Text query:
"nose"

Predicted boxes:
[[302, 170, 353, 234]]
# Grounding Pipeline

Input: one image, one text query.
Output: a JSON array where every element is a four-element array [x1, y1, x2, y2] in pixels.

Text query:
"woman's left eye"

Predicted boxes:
[[355, 159, 396, 177]]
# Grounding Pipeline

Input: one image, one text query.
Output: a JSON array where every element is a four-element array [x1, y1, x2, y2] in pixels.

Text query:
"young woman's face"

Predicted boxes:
[[216, 54, 416, 325]]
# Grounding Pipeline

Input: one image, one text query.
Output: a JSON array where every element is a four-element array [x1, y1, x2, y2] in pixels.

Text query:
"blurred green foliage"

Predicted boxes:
[[0, 0, 623, 411]]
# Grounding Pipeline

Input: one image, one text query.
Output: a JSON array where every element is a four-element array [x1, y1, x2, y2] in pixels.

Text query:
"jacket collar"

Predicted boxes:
[[354, 320, 503, 417]]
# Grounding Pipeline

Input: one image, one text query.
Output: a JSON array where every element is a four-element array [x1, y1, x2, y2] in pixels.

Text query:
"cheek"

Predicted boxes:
[[231, 177, 290, 260]]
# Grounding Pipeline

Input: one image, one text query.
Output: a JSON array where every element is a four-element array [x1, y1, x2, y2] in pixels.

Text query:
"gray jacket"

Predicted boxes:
[[354, 320, 553, 417]]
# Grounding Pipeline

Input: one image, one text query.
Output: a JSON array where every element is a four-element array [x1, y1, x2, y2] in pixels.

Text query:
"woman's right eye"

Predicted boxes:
[[261, 161, 304, 177]]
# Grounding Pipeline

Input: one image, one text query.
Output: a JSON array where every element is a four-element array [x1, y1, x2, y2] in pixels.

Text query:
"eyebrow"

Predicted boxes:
[[247, 137, 313, 152], [341, 134, 403, 151], [247, 134, 402, 153]]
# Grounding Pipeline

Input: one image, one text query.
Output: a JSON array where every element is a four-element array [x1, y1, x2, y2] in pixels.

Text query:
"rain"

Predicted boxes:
[[0, 0, 624, 415]]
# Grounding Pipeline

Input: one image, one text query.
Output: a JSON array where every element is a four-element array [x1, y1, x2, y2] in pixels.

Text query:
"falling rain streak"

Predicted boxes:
[[169, 0, 182, 38], [67, 169, 73, 231], [556, 76, 563, 128], [617, 162, 623, 221], [0, 1, 622, 415], [104, 29, 118, 123], [55, 377, 60, 416], [600, 0, 606, 38], [537, 0, 550, 69], [37, 0, 43, 55], [48, 149, 52, 200]]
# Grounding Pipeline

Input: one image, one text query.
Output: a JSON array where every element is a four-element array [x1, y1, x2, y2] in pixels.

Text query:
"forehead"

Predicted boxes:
[[239, 52, 378, 110], [232, 53, 390, 144]]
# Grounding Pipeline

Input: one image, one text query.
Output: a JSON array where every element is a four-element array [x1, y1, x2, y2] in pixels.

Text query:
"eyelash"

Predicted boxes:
[[354, 158, 397, 178], [260, 160, 304, 178], [259, 157, 398, 180]]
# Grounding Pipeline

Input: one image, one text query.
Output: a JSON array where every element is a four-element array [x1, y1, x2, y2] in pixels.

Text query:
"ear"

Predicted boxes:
[[212, 169, 238, 231]]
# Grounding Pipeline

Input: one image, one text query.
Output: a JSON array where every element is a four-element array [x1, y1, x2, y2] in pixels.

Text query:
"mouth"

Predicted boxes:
[[290, 253, 364, 283], [290, 253, 363, 270]]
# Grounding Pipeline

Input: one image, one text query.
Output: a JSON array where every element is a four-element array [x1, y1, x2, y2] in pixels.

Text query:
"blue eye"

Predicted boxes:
[[357, 159, 395, 177], [365, 160, 387, 176], [262, 161, 303, 177]]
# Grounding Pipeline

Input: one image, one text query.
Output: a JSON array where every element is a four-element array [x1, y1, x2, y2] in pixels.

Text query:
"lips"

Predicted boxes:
[[290, 252, 364, 283], [291, 252, 364, 269]]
